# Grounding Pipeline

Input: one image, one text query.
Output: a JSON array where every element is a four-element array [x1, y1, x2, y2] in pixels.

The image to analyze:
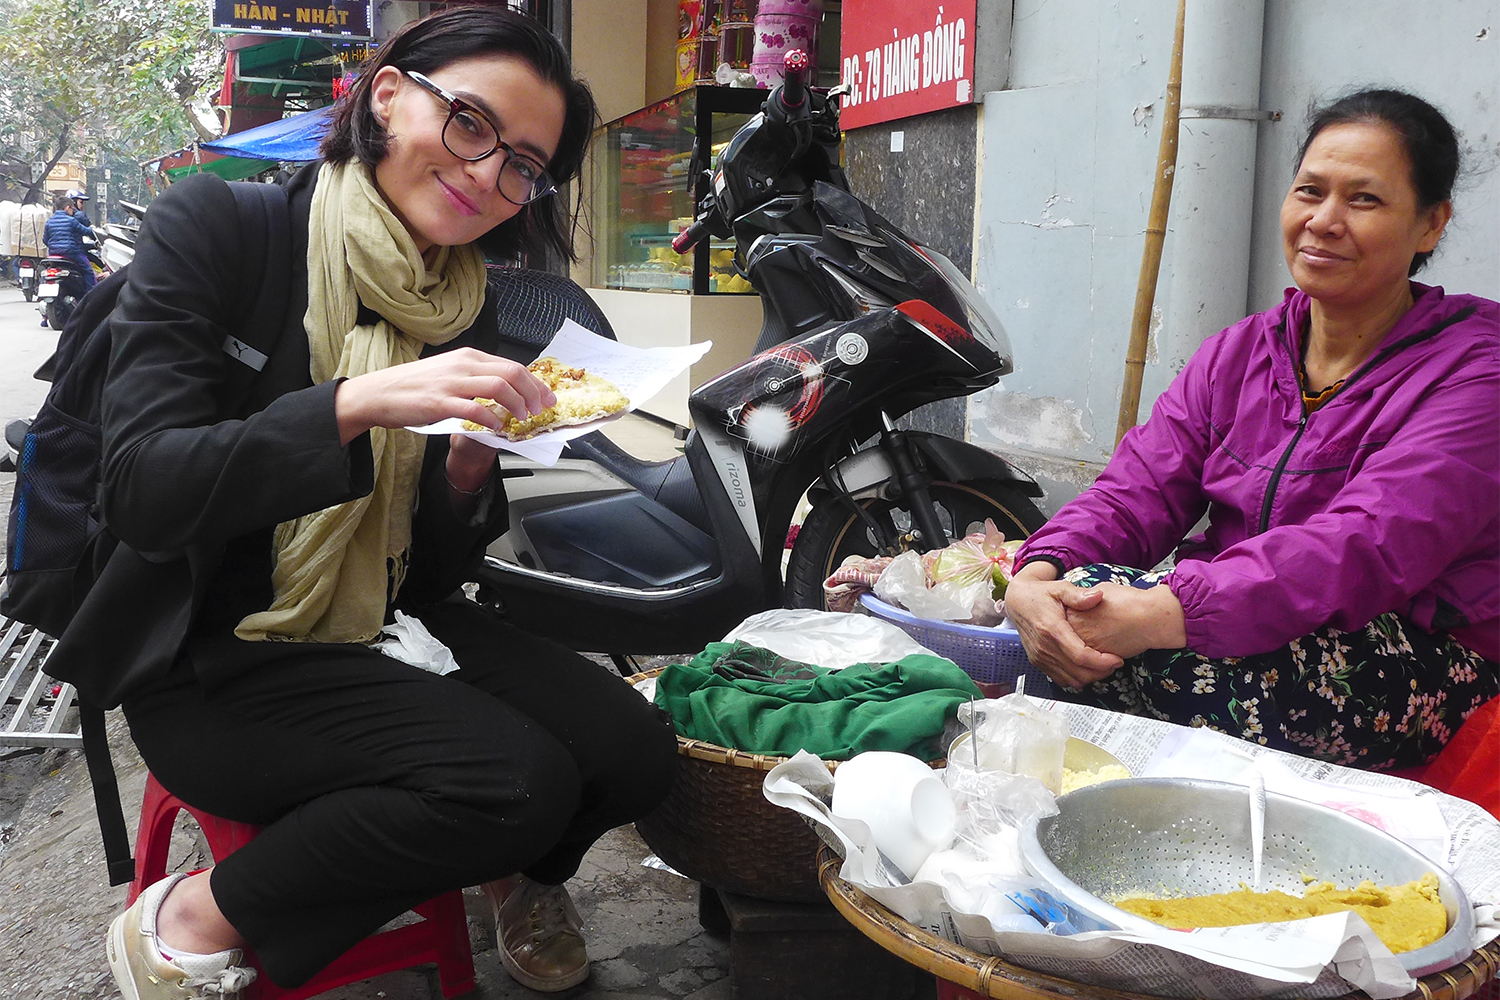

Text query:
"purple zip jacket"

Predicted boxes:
[[1016, 283, 1499, 661]]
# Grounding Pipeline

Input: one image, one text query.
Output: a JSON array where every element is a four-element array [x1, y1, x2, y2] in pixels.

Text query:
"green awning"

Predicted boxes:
[[164, 156, 274, 181], [235, 35, 337, 96]]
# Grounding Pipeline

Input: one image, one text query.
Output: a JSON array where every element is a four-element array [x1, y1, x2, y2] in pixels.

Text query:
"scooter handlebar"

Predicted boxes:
[[673, 216, 714, 254], [777, 49, 811, 113]]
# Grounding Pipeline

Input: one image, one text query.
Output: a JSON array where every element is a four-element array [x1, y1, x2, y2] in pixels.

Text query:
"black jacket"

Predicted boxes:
[[48, 165, 509, 706]]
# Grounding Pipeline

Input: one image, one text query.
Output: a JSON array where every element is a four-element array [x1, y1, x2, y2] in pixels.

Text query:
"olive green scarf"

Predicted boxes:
[[235, 160, 486, 644]]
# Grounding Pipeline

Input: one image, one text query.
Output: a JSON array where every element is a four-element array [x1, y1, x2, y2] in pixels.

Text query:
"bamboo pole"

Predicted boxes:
[[1115, 0, 1187, 446]]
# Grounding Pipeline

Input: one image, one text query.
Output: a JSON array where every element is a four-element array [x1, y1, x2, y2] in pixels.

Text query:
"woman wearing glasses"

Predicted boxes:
[[96, 9, 677, 998]]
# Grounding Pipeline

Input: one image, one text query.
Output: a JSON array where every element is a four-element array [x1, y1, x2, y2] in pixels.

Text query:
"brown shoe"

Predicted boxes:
[[485, 876, 590, 992]]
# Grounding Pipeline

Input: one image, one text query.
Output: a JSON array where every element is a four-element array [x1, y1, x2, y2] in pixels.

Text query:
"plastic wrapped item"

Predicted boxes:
[[721, 607, 931, 668], [943, 742, 1058, 869], [957, 687, 1068, 794], [874, 550, 990, 622], [832, 751, 956, 879], [713, 62, 759, 87], [923, 519, 1023, 602], [940, 870, 1112, 936]]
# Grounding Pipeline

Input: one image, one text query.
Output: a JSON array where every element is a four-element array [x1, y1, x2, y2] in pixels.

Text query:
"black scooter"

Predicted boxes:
[[0, 417, 25, 474], [472, 51, 1046, 656], [16, 255, 39, 302], [35, 251, 96, 331]]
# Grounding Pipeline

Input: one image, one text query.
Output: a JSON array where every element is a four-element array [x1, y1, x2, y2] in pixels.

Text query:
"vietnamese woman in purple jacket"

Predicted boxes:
[[1009, 89, 1499, 771]]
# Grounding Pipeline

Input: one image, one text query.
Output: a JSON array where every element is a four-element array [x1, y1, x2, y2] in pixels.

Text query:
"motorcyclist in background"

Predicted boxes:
[[67, 187, 94, 228], [42, 190, 97, 291]]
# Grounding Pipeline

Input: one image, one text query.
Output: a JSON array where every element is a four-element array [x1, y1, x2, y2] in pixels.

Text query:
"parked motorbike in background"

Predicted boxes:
[[35, 247, 97, 331], [471, 49, 1046, 657], [96, 201, 144, 272], [0, 417, 26, 474], [16, 255, 39, 302]]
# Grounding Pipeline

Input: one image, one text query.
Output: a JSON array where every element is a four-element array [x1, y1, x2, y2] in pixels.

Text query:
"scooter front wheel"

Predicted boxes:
[[783, 479, 1047, 609]]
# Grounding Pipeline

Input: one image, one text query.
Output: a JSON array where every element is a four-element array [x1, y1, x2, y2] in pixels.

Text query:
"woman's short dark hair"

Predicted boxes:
[[321, 6, 597, 263], [1296, 88, 1460, 276]]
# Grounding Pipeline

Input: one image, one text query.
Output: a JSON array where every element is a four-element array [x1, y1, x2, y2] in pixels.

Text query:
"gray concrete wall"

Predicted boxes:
[[969, 0, 1180, 495], [967, 0, 1499, 507], [1246, 1, 1500, 313], [840, 0, 1014, 278]]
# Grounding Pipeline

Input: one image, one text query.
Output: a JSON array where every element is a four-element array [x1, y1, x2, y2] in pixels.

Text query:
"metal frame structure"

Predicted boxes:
[[0, 579, 79, 750]]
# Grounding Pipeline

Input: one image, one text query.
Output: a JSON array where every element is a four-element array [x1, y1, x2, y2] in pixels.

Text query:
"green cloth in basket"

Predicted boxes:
[[653, 641, 981, 761]]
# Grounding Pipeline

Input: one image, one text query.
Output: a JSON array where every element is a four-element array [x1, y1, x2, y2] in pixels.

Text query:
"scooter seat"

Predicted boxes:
[[563, 431, 711, 535], [487, 266, 616, 363]]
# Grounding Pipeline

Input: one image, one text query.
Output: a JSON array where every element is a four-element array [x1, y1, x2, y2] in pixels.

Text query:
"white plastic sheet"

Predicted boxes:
[[720, 608, 932, 668]]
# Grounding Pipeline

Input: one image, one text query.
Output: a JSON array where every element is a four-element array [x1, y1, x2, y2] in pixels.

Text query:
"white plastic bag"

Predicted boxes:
[[956, 691, 1069, 794], [373, 611, 461, 675], [722, 608, 931, 668], [874, 551, 990, 621], [942, 747, 1059, 871]]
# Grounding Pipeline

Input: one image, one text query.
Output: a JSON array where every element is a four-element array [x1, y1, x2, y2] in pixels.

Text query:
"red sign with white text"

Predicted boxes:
[[838, 0, 976, 130]]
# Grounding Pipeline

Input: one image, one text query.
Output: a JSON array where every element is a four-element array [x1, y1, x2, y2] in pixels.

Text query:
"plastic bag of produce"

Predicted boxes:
[[874, 551, 988, 621]]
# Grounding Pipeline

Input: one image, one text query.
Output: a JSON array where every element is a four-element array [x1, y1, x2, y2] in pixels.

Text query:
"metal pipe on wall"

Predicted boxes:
[[1129, 0, 1269, 431], [1152, 0, 1268, 394]]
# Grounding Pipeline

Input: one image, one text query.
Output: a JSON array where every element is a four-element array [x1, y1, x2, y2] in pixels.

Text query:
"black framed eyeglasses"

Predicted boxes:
[[403, 69, 558, 206]]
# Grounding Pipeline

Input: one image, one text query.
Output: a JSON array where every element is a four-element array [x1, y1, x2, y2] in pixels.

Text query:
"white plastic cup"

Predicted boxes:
[[831, 751, 956, 879]]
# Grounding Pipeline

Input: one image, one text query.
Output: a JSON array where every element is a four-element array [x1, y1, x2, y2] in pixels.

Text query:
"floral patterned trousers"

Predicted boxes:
[[1058, 564, 1499, 771]]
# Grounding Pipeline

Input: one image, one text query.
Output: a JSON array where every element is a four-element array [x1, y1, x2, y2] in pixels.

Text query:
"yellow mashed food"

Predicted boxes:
[[1060, 764, 1132, 794], [1115, 872, 1446, 954]]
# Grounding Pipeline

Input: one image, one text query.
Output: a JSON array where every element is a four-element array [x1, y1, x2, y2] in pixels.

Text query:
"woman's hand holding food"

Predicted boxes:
[[1006, 561, 1125, 690], [1064, 581, 1188, 661], [334, 347, 556, 445]]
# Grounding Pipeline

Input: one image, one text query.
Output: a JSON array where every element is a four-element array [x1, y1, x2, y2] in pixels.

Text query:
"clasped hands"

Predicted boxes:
[[1005, 562, 1188, 691]]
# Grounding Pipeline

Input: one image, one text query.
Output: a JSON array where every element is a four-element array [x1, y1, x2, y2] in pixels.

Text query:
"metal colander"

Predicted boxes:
[[1019, 778, 1474, 978]]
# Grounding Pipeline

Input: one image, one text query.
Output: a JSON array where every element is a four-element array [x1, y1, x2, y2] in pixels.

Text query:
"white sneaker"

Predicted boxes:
[[106, 873, 258, 999]]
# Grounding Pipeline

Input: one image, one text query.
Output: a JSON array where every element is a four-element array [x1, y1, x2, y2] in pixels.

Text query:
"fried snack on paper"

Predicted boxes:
[[462, 357, 629, 441]]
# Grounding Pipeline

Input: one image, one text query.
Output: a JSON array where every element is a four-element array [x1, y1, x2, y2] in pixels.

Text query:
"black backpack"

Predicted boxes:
[[1, 180, 292, 884]]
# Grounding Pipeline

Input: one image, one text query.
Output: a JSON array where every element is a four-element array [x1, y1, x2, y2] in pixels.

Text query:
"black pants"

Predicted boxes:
[[122, 598, 679, 987]]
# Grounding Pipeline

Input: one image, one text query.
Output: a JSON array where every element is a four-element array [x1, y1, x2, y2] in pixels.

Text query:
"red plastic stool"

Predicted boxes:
[[935, 980, 984, 999], [128, 772, 476, 999]]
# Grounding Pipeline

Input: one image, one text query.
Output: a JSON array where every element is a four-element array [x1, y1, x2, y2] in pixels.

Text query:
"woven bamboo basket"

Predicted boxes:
[[629, 668, 942, 903], [818, 845, 1500, 1000]]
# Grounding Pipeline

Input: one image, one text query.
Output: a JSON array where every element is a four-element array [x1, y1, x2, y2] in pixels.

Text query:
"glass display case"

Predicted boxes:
[[589, 85, 766, 295]]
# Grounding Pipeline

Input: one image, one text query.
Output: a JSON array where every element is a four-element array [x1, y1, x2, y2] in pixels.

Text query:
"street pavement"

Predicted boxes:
[[0, 281, 734, 998], [0, 283, 58, 421]]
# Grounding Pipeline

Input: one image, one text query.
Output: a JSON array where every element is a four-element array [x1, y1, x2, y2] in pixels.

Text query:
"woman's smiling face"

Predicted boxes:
[[368, 53, 566, 252], [1280, 121, 1451, 309]]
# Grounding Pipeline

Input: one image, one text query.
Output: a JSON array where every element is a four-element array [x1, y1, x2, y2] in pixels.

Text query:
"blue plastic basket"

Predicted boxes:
[[859, 594, 1060, 698]]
